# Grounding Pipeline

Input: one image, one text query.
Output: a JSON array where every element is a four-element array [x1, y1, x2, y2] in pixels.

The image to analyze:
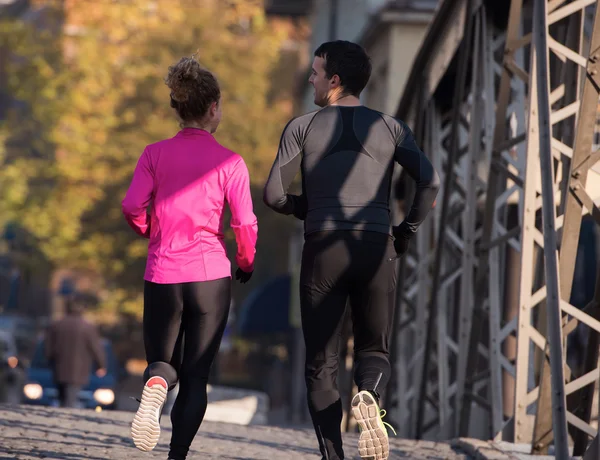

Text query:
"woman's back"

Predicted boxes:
[[122, 128, 257, 284]]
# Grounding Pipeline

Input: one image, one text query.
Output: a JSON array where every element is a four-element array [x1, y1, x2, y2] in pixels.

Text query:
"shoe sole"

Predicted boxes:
[[351, 391, 389, 460], [131, 376, 168, 452]]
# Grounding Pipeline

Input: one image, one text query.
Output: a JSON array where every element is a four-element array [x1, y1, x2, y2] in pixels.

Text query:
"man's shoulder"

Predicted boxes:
[[361, 108, 414, 141], [363, 107, 407, 128], [283, 109, 321, 133], [49, 315, 87, 332], [68, 315, 95, 329]]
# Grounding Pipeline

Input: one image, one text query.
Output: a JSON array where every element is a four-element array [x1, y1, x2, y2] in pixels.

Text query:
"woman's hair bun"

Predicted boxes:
[[164, 55, 220, 123], [165, 57, 202, 103]]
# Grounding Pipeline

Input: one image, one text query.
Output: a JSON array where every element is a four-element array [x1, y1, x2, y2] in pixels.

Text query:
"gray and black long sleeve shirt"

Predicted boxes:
[[263, 105, 440, 237]]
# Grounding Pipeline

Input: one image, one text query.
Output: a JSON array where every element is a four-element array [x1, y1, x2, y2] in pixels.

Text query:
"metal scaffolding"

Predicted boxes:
[[390, 0, 600, 456]]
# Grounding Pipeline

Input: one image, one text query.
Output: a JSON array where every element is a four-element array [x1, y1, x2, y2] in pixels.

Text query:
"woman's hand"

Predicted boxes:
[[235, 267, 253, 284]]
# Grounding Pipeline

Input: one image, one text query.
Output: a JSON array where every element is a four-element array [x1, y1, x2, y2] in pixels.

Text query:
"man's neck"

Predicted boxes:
[[328, 94, 362, 107]]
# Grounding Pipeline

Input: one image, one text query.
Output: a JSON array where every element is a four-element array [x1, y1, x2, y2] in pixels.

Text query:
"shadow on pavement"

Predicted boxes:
[[200, 430, 317, 455], [0, 447, 109, 460], [1, 403, 131, 427]]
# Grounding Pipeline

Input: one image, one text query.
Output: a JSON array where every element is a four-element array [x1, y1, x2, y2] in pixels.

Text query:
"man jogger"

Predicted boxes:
[[263, 40, 440, 460]]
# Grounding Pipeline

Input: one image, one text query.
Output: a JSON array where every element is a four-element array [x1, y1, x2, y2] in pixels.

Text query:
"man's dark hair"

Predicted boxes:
[[314, 40, 372, 96]]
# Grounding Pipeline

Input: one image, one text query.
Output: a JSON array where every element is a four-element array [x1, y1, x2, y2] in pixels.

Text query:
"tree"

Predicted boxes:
[[0, 0, 296, 320]]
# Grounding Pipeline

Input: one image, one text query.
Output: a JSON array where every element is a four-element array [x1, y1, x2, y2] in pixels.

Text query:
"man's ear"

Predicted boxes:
[[330, 74, 341, 88]]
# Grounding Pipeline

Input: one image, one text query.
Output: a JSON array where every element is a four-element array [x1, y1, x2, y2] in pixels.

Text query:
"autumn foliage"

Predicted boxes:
[[0, 0, 299, 319]]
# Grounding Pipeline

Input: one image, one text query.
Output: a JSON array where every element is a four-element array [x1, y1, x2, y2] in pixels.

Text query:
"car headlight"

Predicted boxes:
[[93, 388, 115, 405], [23, 383, 43, 400]]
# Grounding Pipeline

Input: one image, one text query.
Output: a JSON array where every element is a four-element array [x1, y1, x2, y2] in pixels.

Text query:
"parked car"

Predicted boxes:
[[22, 338, 122, 410], [0, 329, 22, 388], [0, 314, 38, 362]]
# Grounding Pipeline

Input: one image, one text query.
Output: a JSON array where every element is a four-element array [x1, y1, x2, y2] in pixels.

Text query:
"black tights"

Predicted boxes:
[[300, 231, 397, 460], [143, 278, 231, 460]]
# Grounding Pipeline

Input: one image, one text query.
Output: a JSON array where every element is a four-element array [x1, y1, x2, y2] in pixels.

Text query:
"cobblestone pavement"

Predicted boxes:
[[0, 404, 475, 459]]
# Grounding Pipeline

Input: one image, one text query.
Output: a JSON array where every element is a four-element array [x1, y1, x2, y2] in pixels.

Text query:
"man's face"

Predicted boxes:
[[309, 56, 332, 107]]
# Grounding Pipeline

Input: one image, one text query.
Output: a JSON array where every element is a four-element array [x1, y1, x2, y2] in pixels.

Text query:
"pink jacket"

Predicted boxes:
[[122, 128, 258, 284]]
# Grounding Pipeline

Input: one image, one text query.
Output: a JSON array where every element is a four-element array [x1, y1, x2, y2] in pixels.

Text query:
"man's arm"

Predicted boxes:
[[122, 148, 154, 238], [394, 122, 440, 237], [87, 324, 107, 374], [224, 157, 258, 273], [263, 119, 306, 220]]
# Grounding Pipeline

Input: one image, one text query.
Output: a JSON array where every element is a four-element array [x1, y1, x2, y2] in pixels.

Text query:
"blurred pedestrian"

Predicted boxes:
[[46, 296, 107, 408], [263, 40, 440, 460], [122, 55, 258, 459]]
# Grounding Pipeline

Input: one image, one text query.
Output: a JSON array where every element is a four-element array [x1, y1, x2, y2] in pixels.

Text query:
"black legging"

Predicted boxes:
[[143, 277, 231, 460], [300, 230, 397, 460]]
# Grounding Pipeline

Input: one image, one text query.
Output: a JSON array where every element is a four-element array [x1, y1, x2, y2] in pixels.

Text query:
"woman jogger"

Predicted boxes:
[[122, 56, 258, 460]]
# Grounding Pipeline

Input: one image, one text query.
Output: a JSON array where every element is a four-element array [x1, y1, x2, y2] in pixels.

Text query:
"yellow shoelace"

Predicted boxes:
[[379, 409, 397, 436]]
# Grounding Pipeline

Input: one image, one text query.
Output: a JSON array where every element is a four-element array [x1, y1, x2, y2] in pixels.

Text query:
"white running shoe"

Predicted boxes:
[[131, 376, 168, 452], [351, 390, 396, 460]]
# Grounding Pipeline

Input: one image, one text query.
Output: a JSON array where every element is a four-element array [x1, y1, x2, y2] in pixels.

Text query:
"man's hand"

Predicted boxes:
[[392, 222, 413, 257], [96, 368, 107, 378], [288, 194, 307, 221], [292, 207, 306, 221], [235, 267, 253, 284]]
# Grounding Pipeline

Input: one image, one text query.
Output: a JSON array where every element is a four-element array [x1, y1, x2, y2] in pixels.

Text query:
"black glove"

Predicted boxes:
[[288, 194, 307, 221], [235, 267, 253, 284], [392, 222, 413, 257]]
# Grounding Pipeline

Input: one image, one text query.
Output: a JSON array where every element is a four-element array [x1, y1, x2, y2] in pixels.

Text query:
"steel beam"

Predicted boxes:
[[459, 0, 528, 439], [532, 0, 600, 454], [455, 6, 495, 439], [409, 102, 448, 439], [528, 1, 570, 457], [414, 0, 477, 435]]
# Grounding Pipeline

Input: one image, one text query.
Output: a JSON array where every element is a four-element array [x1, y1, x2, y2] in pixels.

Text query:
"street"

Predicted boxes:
[[0, 404, 477, 459]]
